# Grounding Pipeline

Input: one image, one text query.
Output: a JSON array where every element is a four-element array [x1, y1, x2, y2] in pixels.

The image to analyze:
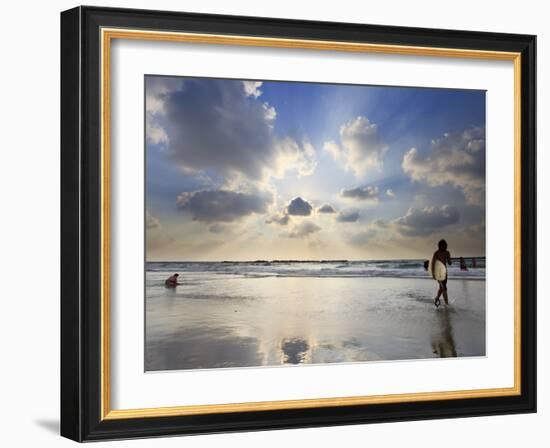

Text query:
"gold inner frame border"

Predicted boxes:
[[99, 27, 522, 421]]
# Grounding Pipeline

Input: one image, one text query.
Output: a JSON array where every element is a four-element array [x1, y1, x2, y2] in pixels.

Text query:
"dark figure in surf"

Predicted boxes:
[[165, 273, 181, 288], [459, 257, 468, 271], [431, 239, 452, 307]]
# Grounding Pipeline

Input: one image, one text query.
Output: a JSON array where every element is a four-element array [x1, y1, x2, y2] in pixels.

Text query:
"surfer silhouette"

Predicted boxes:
[[431, 239, 452, 307]]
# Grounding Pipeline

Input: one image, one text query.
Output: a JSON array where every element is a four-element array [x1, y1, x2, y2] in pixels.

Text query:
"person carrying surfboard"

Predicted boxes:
[[430, 239, 452, 307]]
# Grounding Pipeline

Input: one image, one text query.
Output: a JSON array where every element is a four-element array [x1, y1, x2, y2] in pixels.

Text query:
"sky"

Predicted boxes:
[[145, 75, 486, 261]]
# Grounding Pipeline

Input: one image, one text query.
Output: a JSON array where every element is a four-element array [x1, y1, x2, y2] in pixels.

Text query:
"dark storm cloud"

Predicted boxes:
[[336, 209, 361, 223], [394, 205, 459, 236], [286, 197, 313, 216], [176, 189, 271, 222], [340, 185, 379, 201]]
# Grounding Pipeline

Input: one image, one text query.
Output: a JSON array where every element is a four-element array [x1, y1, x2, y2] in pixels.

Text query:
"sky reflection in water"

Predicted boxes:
[[145, 270, 485, 371]]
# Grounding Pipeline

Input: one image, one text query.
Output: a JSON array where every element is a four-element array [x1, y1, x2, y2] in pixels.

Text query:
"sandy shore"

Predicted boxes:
[[145, 275, 485, 371]]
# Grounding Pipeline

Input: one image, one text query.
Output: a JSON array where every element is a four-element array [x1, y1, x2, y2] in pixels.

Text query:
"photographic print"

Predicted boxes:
[[144, 75, 486, 372]]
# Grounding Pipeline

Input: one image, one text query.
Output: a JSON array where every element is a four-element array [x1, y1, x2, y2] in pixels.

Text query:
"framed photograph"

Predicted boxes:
[[60, 6, 536, 442]]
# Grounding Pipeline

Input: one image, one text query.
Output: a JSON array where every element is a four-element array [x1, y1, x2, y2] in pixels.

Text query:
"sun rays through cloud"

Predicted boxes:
[[146, 75, 486, 261]]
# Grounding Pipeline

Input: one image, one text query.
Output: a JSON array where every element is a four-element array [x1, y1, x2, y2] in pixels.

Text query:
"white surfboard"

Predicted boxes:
[[428, 258, 447, 281]]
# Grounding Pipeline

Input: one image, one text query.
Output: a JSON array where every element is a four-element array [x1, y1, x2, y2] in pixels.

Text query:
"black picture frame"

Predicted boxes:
[[61, 5, 536, 442]]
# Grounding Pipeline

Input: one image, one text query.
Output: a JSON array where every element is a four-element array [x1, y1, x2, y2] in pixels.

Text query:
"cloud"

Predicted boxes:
[[263, 103, 277, 122], [242, 81, 263, 98], [336, 209, 361, 223], [274, 138, 316, 177], [145, 77, 185, 115], [208, 223, 230, 234], [145, 77, 315, 182], [146, 211, 161, 229], [283, 221, 321, 238], [402, 128, 485, 205], [386, 189, 395, 198], [146, 120, 169, 145], [340, 185, 379, 201], [317, 204, 336, 214], [324, 116, 388, 177], [266, 196, 319, 227], [323, 141, 342, 161], [374, 219, 389, 228], [286, 197, 313, 216], [393, 205, 459, 236], [145, 77, 185, 145], [176, 189, 271, 222], [265, 213, 290, 226]]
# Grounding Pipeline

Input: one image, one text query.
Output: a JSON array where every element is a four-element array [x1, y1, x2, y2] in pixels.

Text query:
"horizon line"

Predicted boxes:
[[146, 256, 486, 263]]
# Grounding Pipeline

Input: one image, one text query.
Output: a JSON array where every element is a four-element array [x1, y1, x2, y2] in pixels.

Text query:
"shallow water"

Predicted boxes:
[[145, 272, 485, 371], [147, 258, 486, 280]]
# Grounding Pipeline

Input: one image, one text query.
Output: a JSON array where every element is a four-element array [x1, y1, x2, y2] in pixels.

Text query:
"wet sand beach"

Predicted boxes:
[[145, 272, 485, 371]]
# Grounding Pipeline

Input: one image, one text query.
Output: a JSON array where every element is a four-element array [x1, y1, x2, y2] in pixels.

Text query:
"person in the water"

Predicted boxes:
[[165, 273, 181, 288]]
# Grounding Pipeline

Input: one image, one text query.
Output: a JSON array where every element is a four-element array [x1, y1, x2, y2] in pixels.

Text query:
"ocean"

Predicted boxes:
[[145, 258, 486, 372], [146, 258, 486, 281]]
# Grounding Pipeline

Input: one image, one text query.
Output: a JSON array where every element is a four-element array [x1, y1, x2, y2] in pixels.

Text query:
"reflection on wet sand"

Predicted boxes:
[[146, 326, 264, 371], [145, 274, 485, 371], [280, 338, 311, 364], [431, 307, 457, 358]]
